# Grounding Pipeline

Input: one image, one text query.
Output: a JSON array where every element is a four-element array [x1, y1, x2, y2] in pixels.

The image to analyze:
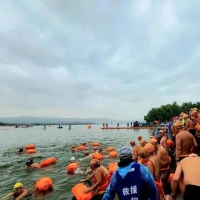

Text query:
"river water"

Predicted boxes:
[[0, 125, 153, 199]]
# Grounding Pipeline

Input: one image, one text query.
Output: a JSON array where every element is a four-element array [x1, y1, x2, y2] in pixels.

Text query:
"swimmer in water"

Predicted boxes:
[[69, 157, 84, 174], [1, 182, 33, 200], [26, 158, 40, 169], [71, 145, 77, 152], [98, 147, 105, 156], [18, 148, 24, 154]]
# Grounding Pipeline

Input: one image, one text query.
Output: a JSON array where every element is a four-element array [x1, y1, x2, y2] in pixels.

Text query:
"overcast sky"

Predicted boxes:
[[0, 0, 199, 120]]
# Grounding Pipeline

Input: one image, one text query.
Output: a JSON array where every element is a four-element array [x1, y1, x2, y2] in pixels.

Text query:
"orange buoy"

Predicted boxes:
[[88, 125, 92, 129], [67, 163, 78, 172], [92, 153, 104, 160], [72, 183, 93, 200], [106, 147, 115, 151], [167, 139, 173, 148], [168, 173, 174, 184], [109, 151, 118, 157], [77, 146, 86, 150], [25, 144, 36, 150], [108, 163, 118, 174], [26, 149, 36, 154], [35, 177, 53, 191], [40, 157, 56, 167], [91, 142, 100, 146]]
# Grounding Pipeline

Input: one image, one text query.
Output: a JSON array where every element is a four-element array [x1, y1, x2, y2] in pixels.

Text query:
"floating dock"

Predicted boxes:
[[101, 126, 156, 130]]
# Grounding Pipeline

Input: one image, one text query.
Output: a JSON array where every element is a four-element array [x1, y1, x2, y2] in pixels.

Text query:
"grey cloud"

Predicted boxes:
[[0, 0, 200, 120]]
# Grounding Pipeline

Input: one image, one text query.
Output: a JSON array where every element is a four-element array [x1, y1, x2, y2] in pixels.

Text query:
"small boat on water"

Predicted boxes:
[[57, 125, 63, 129]]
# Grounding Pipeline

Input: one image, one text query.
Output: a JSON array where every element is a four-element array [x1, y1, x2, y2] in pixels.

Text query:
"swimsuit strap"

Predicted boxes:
[[148, 160, 156, 179]]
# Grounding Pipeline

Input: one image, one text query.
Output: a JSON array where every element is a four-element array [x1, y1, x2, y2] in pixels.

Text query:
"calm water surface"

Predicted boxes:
[[0, 125, 153, 199]]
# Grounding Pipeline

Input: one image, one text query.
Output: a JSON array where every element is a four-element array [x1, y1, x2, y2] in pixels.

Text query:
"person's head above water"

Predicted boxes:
[[89, 159, 100, 169], [71, 144, 76, 149], [119, 147, 132, 161], [70, 156, 76, 163], [18, 148, 24, 153], [13, 182, 24, 195], [14, 182, 23, 191], [138, 136, 142, 141], [84, 151, 90, 156], [26, 158, 33, 167], [98, 147, 103, 152], [130, 140, 135, 147]]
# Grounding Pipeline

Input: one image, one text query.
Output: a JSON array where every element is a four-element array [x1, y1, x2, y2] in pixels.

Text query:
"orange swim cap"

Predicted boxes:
[[144, 143, 155, 153], [138, 136, 142, 140], [138, 147, 145, 155], [167, 139, 173, 148], [173, 120, 183, 128], [196, 124, 200, 131], [148, 138, 157, 144], [90, 159, 100, 167]]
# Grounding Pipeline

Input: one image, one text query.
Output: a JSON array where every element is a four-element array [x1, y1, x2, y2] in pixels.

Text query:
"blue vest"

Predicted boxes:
[[115, 163, 146, 200]]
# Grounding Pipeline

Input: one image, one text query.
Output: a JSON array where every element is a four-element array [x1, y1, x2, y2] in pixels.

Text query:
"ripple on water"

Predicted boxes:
[[0, 125, 153, 199]]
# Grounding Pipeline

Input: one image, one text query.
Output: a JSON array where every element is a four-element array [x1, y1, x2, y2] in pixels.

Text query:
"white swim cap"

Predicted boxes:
[[70, 156, 76, 161]]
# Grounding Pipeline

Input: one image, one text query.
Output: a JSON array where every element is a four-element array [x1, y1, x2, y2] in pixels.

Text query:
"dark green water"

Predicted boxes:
[[0, 125, 152, 199]]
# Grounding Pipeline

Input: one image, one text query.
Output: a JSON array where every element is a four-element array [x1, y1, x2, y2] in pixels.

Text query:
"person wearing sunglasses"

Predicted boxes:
[[1, 182, 31, 200]]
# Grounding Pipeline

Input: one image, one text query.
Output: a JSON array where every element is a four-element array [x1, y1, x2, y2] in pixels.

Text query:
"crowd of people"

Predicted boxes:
[[103, 108, 200, 200], [2, 108, 200, 200]]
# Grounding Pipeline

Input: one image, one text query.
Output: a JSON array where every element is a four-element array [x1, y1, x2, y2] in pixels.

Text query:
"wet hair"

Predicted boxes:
[[26, 158, 33, 166], [19, 148, 23, 153]]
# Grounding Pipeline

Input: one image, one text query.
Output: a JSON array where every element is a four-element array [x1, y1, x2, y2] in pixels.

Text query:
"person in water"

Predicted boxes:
[[144, 143, 161, 182], [69, 156, 83, 173], [26, 158, 40, 169], [102, 146, 157, 200], [139, 139, 147, 147], [173, 120, 198, 164], [170, 155, 200, 200], [183, 113, 196, 137], [1, 182, 32, 200], [18, 148, 24, 154], [130, 140, 139, 162], [71, 145, 77, 152], [158, 129, 167, 149], [149, 138, 171, 194], [80, 159, 111, 198], [137, 147, 148, 166]]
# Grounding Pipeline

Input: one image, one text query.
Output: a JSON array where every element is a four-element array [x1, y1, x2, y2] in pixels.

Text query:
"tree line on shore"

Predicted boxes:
[[144, 101, 200, 122]]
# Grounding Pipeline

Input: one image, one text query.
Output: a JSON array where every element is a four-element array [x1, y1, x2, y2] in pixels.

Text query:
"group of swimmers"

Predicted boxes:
[[128, 108, 200, 200], [2, 108, 200, 200]]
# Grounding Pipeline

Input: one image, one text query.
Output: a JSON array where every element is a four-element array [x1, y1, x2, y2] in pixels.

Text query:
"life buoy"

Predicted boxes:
[[91, 142, 100, 146], [25, 144, 36, 150], [77, 146, 86, 150], [71, 183, 93, 200], [40, 157, 56, 167], [108, 163, 118, 174], [67, 163, 78, 172], [35, 177, 53, 191], [109, 151, 118, 157], [92, 153, 104, 160], [26, 149, 36, 154], [106, 147, 115, 151]]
